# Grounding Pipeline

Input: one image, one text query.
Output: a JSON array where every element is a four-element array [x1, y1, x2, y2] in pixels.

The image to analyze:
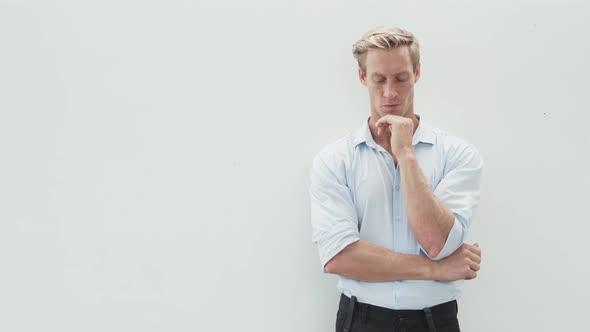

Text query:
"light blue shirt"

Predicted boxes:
[[309, 116, 483, 309]]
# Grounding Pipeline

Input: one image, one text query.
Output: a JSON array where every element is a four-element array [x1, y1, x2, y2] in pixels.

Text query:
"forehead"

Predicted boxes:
[[364, 46, 413, 75]]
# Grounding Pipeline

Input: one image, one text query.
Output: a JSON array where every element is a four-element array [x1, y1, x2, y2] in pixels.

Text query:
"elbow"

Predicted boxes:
[[423, 242, 444, 260], [324, 247, 353, 274], [324, 255, 340, 274], [426, 247, 442, 259], [323, 240, 360, 274]]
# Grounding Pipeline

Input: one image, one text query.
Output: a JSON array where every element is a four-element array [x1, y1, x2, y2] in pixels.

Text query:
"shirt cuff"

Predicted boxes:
[[318, 231, 360, 273]]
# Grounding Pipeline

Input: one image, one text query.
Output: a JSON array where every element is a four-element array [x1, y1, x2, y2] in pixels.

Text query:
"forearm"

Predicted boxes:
[[324, 240, 435, 282], [398, 152, 455, 257]]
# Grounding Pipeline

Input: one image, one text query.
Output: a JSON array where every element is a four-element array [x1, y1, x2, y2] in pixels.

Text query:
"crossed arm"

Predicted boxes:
[[324, 239, 480, 282]]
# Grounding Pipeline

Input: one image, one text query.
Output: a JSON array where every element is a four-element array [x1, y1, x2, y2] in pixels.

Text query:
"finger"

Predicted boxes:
[[375, 121, 392, 136], [466, 270, 477, 280], [468, 251, 481, 264], [469, 244, 481, 256], [375, 116, 394, 127], [375, 117, 386, 127], [375, 123, 385, 136], [469, 261, 480, 272]]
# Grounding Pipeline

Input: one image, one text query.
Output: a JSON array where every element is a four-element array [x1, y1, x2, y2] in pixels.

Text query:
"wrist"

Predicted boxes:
[[397, 148, 416, 163], [419, 256, 438, 280], [426, 259, 438, 280]]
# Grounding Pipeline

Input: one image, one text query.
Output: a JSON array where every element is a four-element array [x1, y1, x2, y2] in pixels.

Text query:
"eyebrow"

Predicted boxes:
[[370, 71, 411, 79]]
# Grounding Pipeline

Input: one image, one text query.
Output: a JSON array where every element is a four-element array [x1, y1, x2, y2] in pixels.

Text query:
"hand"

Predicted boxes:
[[433, 243, 481, 281], [375, 115, 414, 158]]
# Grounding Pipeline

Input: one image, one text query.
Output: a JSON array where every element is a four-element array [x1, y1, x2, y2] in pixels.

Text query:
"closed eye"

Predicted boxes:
[[370, 74, 386, 84], [396, 74, 410, 82]]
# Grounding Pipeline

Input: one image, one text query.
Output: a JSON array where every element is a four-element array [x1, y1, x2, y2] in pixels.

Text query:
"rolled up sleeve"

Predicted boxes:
[[309, 153, 360, 272], [427, 144, 483, 260]]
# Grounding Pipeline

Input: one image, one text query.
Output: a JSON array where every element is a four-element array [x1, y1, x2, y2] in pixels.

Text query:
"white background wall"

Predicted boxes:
[[1, 0, 589, 331]]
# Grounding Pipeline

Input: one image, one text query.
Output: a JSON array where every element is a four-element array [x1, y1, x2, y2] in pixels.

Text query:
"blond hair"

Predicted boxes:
[[353, 26, 420, 74]]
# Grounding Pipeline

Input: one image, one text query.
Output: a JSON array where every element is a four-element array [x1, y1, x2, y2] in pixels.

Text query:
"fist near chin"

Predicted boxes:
[[375, 115, 414, 157]]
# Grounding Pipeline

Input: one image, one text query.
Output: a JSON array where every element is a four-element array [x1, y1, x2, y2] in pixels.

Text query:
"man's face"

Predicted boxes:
[[359, 46, 420, 119]]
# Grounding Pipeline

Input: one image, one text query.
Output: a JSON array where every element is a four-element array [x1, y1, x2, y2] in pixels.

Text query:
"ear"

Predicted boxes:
[[414, 64, 421, 83], [358, 68, 368, 86]]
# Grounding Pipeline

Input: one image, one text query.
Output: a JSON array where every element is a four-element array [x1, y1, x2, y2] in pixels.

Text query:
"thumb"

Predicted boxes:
[[473, 243, 479, 248]]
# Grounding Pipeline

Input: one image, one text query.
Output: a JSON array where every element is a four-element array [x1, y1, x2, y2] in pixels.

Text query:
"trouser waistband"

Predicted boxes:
[[339, 293, 458, 332]]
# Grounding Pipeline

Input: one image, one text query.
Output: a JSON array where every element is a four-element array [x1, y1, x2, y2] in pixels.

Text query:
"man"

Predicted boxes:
[[309, 26, 483, 332]]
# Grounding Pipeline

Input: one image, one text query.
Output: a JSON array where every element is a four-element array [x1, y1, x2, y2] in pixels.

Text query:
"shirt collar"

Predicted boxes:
[[412, 115, 436, 146], [352, 114, 435, 149]]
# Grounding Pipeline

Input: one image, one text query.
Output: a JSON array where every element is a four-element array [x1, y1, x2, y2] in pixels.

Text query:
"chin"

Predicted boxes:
[[372, 106, 405, 119], [380, 108, 403, 116]]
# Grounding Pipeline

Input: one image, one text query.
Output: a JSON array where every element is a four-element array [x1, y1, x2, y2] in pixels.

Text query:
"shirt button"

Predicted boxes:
[[395, 217, 401, 222], [395, 185, 400, 191]]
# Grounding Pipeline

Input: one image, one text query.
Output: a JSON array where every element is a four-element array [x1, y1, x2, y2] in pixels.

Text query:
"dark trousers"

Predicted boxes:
[[336, 294, 461, 332]]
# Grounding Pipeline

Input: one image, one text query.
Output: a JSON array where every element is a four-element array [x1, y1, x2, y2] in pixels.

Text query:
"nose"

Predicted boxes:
[[383, 82, 397, 99]]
